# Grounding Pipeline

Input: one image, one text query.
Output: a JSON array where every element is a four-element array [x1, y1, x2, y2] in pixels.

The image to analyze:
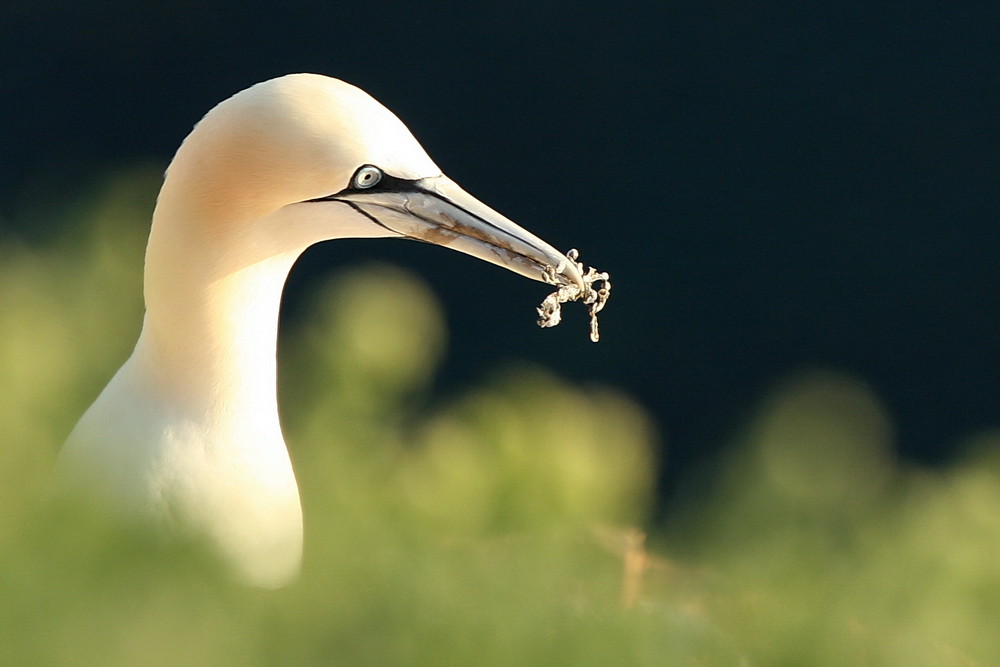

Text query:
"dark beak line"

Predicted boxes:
[[337, 200, 401, 236], [402, 185, 556, 262], [322, 179, 556, 268]]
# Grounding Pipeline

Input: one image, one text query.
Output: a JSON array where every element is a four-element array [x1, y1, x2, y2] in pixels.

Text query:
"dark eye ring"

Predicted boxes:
[[353, 165, 383, 189]]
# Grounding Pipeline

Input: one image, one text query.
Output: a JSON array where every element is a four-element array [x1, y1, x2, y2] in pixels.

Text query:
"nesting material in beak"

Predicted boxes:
[[536, 248, 611, 342]]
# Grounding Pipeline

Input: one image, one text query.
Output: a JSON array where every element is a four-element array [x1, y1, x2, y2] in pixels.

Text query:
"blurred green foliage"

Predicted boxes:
[[0, 171, 998, 665]]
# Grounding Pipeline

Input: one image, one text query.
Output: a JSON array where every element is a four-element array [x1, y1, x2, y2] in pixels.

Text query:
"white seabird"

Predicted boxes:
[[56, 74, 585, 587]]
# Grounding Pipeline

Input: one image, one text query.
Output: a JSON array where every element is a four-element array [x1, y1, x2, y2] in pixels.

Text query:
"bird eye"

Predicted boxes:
[[353, 165, 383, 189]]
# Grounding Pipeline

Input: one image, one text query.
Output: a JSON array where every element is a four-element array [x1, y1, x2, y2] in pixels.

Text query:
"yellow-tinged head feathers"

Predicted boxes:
[[160, 74, 440, 223]]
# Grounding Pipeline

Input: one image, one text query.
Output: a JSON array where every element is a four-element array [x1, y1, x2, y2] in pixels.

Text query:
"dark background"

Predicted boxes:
[[1, 2, 996, 501]]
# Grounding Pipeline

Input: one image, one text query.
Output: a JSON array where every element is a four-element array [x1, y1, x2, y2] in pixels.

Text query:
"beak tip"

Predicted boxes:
[[554, 249, 586, 290], [567, 270, 586, 291]]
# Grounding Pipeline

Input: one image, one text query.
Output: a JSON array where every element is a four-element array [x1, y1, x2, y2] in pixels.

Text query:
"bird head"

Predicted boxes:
[[154, 73, 583, 289]]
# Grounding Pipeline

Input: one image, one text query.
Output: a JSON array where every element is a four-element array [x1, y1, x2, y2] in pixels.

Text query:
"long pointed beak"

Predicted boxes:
[[335, 175, 585, 289]]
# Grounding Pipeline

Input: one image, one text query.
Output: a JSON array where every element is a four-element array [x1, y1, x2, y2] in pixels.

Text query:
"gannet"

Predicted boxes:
[[56, 74, 585, 587]]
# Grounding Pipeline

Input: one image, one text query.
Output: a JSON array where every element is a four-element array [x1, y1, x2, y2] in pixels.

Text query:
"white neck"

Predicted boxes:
[[137, 240, 298, 424], [60, 206, 306, 588]]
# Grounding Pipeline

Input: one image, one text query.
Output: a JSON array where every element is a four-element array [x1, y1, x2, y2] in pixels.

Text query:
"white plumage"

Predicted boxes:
[[56, 74, 583, 587]]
